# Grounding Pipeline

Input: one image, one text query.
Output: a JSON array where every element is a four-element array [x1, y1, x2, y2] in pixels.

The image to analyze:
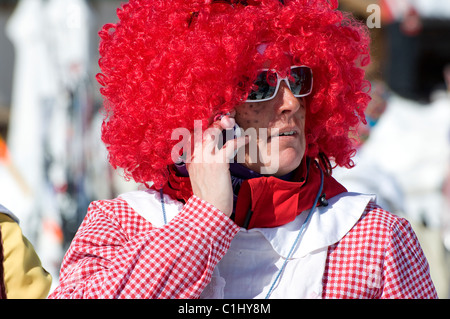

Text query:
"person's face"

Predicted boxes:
[[234, 78, 306, 176]]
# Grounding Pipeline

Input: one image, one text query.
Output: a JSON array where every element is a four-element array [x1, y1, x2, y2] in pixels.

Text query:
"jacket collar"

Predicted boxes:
[[246, 192, 376, 258]]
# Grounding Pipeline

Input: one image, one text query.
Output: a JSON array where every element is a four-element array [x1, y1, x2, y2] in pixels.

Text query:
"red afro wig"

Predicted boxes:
[[97, 0, 371, 187]]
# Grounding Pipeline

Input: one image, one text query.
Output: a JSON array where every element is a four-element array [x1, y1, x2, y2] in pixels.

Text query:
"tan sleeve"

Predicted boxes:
[[0, 214, 52, 299]]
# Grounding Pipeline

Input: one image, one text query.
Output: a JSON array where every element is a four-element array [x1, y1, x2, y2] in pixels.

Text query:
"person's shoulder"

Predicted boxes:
[[88, 189, 184, 228], [81, 192, 144, 229], [82, 190, 164, 236], [86, 193, 135, 218], [357, 200, 416, 241], [0, 204, 19, 223], [88, 189, 167, 211], [362, 201, 401, 225], [0, 213, 52, 299], [332, 197, 417, 259], [324, 193, 403, 244]]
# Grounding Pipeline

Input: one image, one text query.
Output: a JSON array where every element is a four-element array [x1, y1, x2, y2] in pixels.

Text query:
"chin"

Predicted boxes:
[[275, 158, 303, 176], [267, 148, 304, 177]]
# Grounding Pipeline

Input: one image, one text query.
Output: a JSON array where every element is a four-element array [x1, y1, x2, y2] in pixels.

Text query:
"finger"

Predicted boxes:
[[201, 126, 223, 162], [213, 111, 236, 130], [205, 118, 231, 153], [203, 126, 222, 145], [221, 135, 250, 162], [221, 109, 237, 131], [190, 116, 237, 163], [220, 115, 235, 130]]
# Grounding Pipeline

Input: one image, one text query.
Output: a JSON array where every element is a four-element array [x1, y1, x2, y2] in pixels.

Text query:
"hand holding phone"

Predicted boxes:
[[216, 112, 242, 152], [187, 112, 248, 217]]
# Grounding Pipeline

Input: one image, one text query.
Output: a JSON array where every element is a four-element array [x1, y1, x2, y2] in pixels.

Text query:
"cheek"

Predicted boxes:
[[297, 102, 306, 127], [235, 103, 265, 128]]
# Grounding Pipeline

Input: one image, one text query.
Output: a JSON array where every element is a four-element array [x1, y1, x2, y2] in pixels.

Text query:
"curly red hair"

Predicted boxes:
[[97, 0, 371, 187]]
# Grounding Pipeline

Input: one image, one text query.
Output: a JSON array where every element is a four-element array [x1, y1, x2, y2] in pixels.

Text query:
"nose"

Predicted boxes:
[[276, 81, 301, 116]]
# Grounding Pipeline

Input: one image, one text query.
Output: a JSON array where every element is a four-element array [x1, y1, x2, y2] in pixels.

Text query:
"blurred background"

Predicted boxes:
[[0, 0, 449, 298]]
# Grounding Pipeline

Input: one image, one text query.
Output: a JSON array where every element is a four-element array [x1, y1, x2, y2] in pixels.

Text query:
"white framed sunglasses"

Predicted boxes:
[[246, 65, 313, 102]]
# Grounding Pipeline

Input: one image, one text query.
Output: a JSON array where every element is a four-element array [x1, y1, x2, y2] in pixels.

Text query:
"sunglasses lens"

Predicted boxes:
[[247, 70, 278, 101], [289, 66, 312, 96], [246, 66, 312, 102]]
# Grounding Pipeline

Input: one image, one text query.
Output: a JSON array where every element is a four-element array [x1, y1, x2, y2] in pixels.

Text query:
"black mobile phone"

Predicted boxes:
[[219, 123, 242, 149]]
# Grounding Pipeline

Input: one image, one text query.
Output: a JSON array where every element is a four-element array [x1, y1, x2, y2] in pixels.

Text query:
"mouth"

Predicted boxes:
[[270, 129, 298, 138], [277, 130, 297, 137]]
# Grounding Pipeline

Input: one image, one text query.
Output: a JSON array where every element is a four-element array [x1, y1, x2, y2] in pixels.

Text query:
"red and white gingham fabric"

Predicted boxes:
[[323, 201, 437, 298], [49, 195, 437, 299]]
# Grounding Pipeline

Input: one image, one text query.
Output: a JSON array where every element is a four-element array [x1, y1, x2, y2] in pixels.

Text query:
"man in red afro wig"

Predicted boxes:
[[50, 0, 437, 299]]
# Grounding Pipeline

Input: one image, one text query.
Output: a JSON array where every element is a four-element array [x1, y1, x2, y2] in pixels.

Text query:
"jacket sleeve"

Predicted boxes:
[[48, 195, 240, 299], [0, 214, 52, 299], [381, 217, 438, 299]]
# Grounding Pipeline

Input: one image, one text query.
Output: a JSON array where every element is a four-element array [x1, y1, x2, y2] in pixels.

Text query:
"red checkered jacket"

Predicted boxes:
[[49, 194, 437, 299]]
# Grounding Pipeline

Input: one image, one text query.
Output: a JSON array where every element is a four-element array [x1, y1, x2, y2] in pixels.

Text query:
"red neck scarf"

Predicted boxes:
[[154, 158, 346, 229]]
